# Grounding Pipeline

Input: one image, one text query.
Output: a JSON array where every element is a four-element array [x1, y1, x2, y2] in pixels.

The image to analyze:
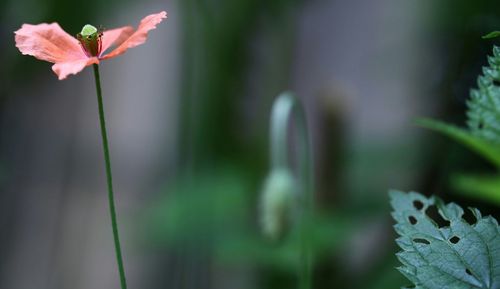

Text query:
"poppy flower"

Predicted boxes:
[[14, 11, 167, 80]]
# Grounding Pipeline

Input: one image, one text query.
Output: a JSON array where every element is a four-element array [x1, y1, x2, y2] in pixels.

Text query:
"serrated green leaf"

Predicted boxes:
[[453, 174, 500, 205], [482, 31, 500, 39], [390, 190, 500, 289], [467, 46, 500, 143], [416, 118, 500, 167]]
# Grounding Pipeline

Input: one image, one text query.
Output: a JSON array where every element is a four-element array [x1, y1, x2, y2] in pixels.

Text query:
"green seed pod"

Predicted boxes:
[[80, 24, 98, 36], [77, 24, 103, 57], [259, 168, 297, 240]]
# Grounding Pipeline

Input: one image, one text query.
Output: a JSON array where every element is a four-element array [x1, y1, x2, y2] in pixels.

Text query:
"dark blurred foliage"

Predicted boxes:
[[160, 1, 309, 288], [151, 0, 402, 287], [177, 0, 300, 172]]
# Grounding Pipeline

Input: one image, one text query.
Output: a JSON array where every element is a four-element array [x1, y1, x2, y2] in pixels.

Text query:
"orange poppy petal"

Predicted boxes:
[[101, 26, 135, 56], [52, 57, 99, 80], [102, 11, 167, 60], [15, 23, 86, 63]]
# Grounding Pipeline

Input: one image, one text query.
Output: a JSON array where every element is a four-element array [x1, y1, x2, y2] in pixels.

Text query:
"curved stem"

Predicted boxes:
[[270, 92, 314, 289], [270, 94, 293, 169], [92, 64, 128, 289]]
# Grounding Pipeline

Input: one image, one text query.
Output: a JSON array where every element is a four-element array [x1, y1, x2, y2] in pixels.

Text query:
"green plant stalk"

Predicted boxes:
[[92, 64, 128, 289], [271, 92, 313, 289]]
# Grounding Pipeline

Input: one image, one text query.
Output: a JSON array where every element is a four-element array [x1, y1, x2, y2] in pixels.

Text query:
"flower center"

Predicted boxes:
[[77, 24, 102, 57]]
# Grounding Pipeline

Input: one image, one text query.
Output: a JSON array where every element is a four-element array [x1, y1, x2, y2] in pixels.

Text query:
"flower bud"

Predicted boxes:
[[259, 169, 297, 240]]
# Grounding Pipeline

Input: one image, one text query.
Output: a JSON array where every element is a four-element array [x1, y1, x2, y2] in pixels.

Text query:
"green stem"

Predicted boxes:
[[270, 92, 314, 289], [92, 64, 128, 289]]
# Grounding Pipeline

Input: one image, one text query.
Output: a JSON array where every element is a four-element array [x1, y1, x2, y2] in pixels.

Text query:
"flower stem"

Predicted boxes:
[[270, 92, 313, 289], [92, 63, 128, 289]]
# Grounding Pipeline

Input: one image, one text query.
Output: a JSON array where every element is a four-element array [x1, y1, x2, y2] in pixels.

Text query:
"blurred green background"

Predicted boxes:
[[1, 0, 500, 288]]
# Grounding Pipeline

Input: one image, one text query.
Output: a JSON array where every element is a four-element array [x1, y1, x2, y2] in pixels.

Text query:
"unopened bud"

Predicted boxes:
[[259, 169, 296, 240]]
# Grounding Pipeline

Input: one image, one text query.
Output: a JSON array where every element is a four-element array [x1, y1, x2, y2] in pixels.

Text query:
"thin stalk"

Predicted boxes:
[[92, 64, 128, 289], [270, 92, 314, 289]]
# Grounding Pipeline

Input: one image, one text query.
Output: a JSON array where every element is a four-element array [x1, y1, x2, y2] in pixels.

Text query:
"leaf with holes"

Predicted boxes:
[[390, 190, 500, 289]]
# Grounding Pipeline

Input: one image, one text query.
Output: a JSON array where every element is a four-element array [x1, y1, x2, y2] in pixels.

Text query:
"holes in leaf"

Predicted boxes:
[[465, 268, 473, 276], [408, 216, 417, 225], [413, 200, 424, 211], [425, 205, 450, 228], [449, 236, 460, 244], [462, 209, 477, 225], [413, 238, 430, 245]]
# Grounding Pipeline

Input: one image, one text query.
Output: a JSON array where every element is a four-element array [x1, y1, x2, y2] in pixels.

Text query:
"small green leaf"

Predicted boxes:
[[482, 31, 500, 39], [453, 174, 500, 205], [416, 118, 500, 167], [390, 190, 500, 289]]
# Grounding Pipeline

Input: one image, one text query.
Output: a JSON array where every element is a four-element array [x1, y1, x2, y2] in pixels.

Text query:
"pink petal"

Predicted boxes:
[[100, 26, 134, 56], [15, 23, 86, 63], [52, 57, 99, 80], [102, 11, 167, 59]]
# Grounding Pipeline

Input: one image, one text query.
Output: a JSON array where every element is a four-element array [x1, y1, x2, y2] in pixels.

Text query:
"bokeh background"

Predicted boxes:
[[1, 0, 499, 288]]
